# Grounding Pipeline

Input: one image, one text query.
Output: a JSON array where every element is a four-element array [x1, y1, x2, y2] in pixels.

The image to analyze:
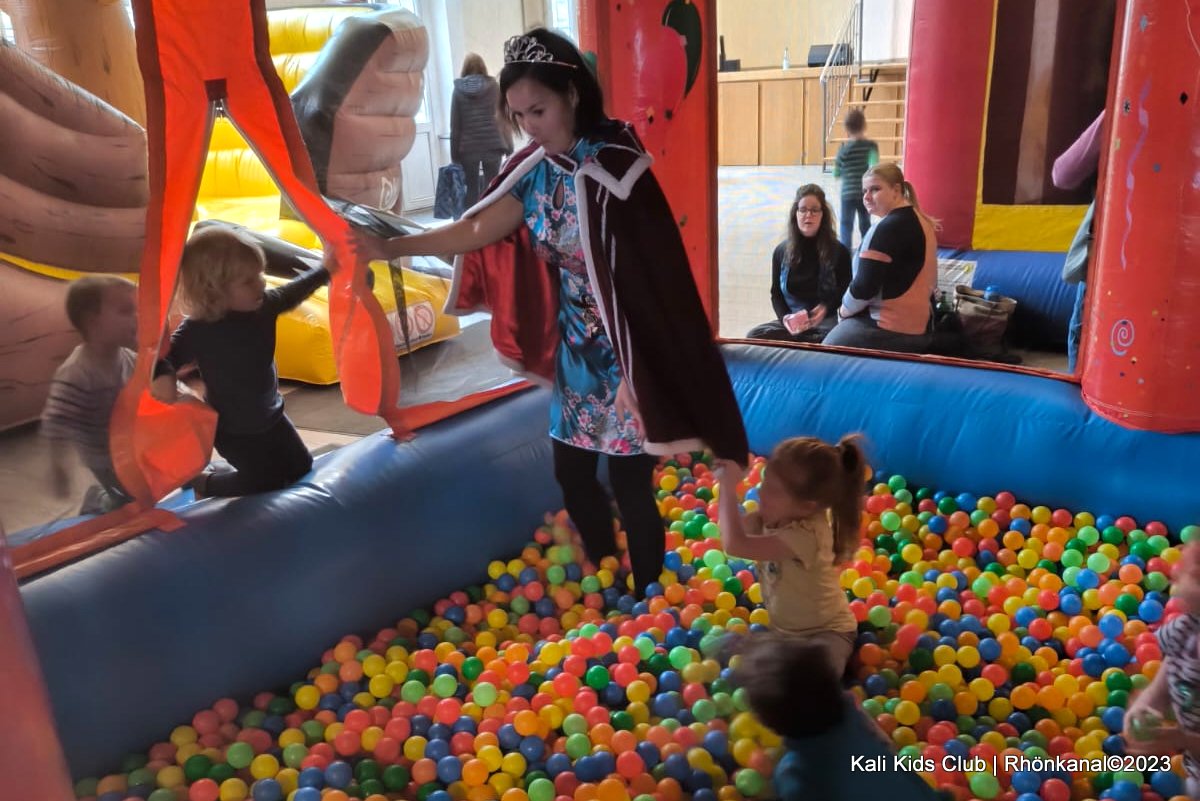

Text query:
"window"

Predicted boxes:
[[0, 11, 14, 45], [547, 0, 578, 44]]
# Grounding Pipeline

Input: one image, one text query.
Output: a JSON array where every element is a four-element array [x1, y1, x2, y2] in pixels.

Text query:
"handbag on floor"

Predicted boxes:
[[434, 164, 467, 220], [955, 285, 1017, 358]]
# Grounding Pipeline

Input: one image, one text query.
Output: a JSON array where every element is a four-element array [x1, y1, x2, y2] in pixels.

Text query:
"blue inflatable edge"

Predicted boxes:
[[941, 247, 1075, 348], [20, 345, 1198, 778]]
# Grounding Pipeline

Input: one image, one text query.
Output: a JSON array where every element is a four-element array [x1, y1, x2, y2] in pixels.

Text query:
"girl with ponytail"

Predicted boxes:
[[716, 435, 868, 673]]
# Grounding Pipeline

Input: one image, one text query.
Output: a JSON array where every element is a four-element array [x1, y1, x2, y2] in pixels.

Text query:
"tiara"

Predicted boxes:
[[503, 34, 578, 68]]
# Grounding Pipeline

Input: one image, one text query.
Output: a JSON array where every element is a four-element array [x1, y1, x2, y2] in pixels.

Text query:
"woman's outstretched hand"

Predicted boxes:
[[353, 229, 394, 263]]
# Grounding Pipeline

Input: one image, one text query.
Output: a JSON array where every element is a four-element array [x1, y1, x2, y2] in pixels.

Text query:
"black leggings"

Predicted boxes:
[[206, 415, 312, 497], [552, 440, 664, 597]]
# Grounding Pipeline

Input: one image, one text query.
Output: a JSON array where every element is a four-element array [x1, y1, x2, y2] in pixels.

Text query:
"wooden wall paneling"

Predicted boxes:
[[758, 78, 806, 165], [718, 81, 761, 165]]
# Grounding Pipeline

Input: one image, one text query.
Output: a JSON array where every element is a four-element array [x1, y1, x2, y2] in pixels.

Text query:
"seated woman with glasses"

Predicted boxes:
[[746, 185, 851, 344]]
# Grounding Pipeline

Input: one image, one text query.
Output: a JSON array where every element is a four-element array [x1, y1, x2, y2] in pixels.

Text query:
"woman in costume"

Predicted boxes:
[[361, 28, 747, 598]]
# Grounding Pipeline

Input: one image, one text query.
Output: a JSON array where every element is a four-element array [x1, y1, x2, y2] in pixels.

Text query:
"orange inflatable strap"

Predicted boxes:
[[11, 505, 184, 581], [112, 0, 405, 507]]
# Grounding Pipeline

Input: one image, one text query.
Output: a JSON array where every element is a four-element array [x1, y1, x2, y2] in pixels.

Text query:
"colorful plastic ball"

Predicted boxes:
[[1150, 770, 1184, 797], [250, 779, 282, 801], [966, 771, 999, 799], [190, 780, 221, 801], [733, 769, 764, 796]]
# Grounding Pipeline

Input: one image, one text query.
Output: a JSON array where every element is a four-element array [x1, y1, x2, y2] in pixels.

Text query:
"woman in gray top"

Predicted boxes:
[[451, 53, 514, 208]]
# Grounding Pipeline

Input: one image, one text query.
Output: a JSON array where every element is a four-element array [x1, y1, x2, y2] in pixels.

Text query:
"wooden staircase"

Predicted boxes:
[[823, 62, 908, 171]]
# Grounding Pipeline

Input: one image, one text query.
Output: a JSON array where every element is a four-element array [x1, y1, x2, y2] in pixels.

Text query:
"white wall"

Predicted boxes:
[[860, 0, 913, 62], [445, 0, 526, 85]]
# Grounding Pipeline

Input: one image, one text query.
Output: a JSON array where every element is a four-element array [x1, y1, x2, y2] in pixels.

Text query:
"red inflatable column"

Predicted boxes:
[[0, 533, 75, 799], [1081, 0, 1200, 432], [902, 0, 994, 248], [578, 0, 718, 323]]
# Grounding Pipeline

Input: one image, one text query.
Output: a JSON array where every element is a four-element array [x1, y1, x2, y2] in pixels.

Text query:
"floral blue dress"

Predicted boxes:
[[511, 138, 643, 455]]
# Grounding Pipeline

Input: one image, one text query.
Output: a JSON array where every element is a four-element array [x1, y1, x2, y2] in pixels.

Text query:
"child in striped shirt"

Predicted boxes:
[[41, 276, 138, 514], [833, 108, 879, 251], [1124, 543, 1200, 796]]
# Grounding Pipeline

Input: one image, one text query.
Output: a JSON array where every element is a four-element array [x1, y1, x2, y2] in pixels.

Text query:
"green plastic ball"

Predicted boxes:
[[668, 645, 694, 669], [1106, 671, 1133, 691], [867, 605, 891, 628], [585, 665, 611, 690], [184, 754, 214, 782], [432, 673, 457, 698], [968, 771, 999, 799], [692, 699, 717, 722], [734, 769, 765, 796], [382, 764, 410, 791], [565, 732, 591, 759], [473, 681, 497, 707], [528, 778, 555, 801], [207, 763, 235, 783]]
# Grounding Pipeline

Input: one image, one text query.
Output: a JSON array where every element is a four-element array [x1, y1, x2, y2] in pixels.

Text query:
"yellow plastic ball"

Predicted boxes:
[[250, 754, 279, 780], [218, 778, 248, 801]]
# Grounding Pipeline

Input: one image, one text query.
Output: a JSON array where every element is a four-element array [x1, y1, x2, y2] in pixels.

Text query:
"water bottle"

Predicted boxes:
[[984, 285, 1002, 303], [782, 47, 790, 70]]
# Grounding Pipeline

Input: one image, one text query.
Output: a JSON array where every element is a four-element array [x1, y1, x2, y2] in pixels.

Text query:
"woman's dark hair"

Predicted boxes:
[[733, 633, 847, 738], [461, 53, 488, 77], [785, 184, 840, 280], [498, 28, 608, 138]]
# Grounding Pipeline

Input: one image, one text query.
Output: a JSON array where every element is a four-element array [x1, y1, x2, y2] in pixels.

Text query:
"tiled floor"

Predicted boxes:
[[1, 169, 1066, 537]]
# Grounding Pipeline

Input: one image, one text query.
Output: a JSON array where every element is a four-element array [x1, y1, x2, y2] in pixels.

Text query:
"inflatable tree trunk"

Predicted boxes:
[[2, 0, 146, 125]]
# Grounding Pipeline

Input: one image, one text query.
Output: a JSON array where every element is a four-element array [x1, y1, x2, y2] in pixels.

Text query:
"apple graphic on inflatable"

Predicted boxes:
[[627, 0, 703, 155]]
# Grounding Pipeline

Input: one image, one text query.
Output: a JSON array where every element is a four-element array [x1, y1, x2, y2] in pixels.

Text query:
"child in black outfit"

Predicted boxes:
[[152, 225, 328, 497]]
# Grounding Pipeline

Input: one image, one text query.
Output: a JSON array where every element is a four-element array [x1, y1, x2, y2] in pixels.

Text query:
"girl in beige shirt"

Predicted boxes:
[[717, 436, 865, 674]]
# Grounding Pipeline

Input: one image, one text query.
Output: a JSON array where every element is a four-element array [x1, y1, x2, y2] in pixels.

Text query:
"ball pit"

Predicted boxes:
[[73, 454, 1198, 801]]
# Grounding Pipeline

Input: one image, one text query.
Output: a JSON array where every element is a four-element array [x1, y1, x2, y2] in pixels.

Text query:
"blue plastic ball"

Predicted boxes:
[[1107, 780, 1141, 801], [251, 779, 283, 801], [1150, 770, 1184, 797], [1138, 599, 1164, 623], [297, 767, 325, 789], [436, 755, 462, 784], [1100, 706, 1125, 733], [324, 761, 352, 789]]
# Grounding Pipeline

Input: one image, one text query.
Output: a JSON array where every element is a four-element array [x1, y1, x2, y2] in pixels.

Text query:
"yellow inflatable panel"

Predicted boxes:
[[275, 260, 458, 386], [971, 204, 1087, 252], [192, 7, 459, 385]]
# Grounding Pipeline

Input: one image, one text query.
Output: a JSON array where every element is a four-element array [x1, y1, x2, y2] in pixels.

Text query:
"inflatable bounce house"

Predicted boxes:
[[3, 1, 1200, 800], [905, 0, 1115, 353], [0, 3, 458, 434]]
